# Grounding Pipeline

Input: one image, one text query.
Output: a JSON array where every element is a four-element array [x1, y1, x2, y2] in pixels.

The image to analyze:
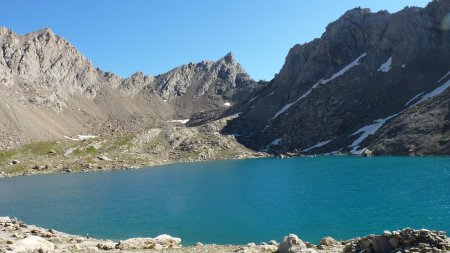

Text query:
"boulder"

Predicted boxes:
[[97, 242, 115, 250], [97, 155, 111, 161], [389, 237, 399, 248], [278, 234, 307, 253], [0, 216, 10, 223], [155, 234, 182, 248], [370, 236, 393, 253], [115, 238, 158, 250], [269, 240, 278, 245], [363, 149, 373, 157], [319, 236, 339, 246], [115, 235, 181, 250], [11, 236, 55, 253]]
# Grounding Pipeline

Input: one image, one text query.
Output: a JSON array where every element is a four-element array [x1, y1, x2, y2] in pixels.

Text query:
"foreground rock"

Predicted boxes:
[[1, 217, 449, 253], [343, 228, 450, 253], [115, 235, 181, 250]]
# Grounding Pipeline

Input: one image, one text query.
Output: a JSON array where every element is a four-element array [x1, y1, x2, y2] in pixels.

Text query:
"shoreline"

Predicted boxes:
[[1, 217, 449, 253], [3, 153, 450, 179], [0, 153, 270, 179]]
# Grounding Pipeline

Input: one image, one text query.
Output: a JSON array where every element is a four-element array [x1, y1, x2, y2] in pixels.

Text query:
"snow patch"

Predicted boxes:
[[405, 92, 424, 106], [64, 135, 97, 141], [170, 119, 190, 124], [272, 53, 367, 120], [348, 114, 398, 153], [324, 149, 343, 156], [266, 91, 275, 97], [378, 57, 392, 72], [260, 125, 270, 133], [348, 73, 450, 155], [248, 91, 274, 104], [401, 64, 406, 68], [416, 78, 450, 104], [303, 140, 331, 152], [224, 102, 231, 107], [270, 138, 283, 146], [233, 112, 243, 118], [248, 95, 259, 103], [320, 53, 367, 84], [437, 71, 450, 83]]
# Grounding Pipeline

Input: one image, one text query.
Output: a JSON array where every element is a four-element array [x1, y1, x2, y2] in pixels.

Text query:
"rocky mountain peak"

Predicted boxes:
[[222, 52, 236, 64], [342, 7, 373, 17], [152, 52, 253, 101], [0, 27, 13, 36]]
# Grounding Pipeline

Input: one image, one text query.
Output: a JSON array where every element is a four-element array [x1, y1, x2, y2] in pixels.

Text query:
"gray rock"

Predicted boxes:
[[10, 236, 55, 253], [319, 236, 339, 246], [268, 240, 278, 245], [278, 234, 307, 253], [389, 237, 400, 248], [97, 155, 111, 161], [115, 234, 181, 250], [370, 236, 393, 253]]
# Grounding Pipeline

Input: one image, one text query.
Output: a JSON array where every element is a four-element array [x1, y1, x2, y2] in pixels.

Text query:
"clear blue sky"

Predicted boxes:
[[1, 0, 431, 81]]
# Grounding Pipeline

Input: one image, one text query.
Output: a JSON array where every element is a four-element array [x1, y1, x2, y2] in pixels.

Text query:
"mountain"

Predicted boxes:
[[225, 0, 450, 156], [0, 27, 261, 149], [1, 0, 450, 160]]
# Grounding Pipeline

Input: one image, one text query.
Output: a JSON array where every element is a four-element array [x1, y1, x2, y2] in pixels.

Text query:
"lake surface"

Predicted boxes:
[[1, 157, 450, 245]]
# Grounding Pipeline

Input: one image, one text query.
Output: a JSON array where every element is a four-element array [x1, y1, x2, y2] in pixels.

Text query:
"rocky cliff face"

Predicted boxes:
[[225, 0, 450, 156]]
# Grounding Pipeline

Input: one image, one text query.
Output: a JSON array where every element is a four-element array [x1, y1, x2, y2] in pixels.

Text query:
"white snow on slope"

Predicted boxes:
[[224, 102, 231, 107], [64, 135, 97, 141], [321, 53, 368, 84], [267, 138, 283, 148], [303, 140, 331, 152], [170, 119, 190, 124], [324, 148, 343, 156], [438, 71, 450, 83], [248, 91, 274, 104], [348, 114, 398, 154], [248, 95, 259, 103], [349, 72, 450, 154], [416, 77, 450, 104], [378, 57, 392, 72], [272, 53, 367, 120], [404, 92, 424, 106]]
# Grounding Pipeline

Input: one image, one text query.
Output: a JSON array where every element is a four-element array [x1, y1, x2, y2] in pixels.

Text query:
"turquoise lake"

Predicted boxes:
[[0, 157, 450, 245]]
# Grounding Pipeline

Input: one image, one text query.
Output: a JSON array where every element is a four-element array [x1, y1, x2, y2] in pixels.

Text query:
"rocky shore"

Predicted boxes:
[[1, 217, 448, 253]]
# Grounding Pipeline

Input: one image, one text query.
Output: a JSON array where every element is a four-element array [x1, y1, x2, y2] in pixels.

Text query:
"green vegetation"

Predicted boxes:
[[0, 129, 256, 177]]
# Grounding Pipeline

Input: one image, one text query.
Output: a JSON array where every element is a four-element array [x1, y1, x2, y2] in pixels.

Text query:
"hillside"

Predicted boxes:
[[225, 0, 450, 156]]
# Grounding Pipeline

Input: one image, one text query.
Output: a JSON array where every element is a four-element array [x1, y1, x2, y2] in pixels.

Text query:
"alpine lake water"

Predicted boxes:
[[0, 156, 449, 245]]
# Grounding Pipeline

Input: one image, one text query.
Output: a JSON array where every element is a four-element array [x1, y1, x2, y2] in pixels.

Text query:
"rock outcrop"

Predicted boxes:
[[115, 234, 181, 250], [343, 228, 450, 253], [278, 234, 307, 253]]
